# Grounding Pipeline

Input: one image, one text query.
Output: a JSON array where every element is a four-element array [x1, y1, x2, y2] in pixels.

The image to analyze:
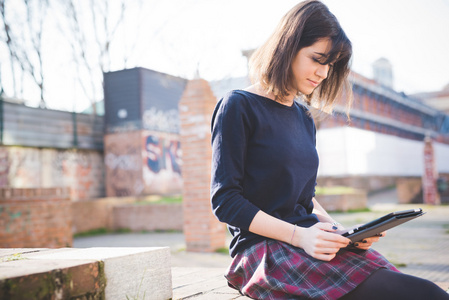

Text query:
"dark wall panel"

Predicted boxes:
[[1, 102, 103, 150]]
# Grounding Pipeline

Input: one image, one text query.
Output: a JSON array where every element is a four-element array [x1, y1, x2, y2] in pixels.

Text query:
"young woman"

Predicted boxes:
[[210, 1, 449, 299]]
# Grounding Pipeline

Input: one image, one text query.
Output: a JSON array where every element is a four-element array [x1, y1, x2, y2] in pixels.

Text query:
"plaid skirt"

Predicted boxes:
[[225, 239, 399, 300]]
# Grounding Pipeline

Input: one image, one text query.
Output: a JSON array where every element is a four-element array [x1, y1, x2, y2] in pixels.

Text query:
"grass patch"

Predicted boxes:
[[442, 224, 449, 234], [152, 229, 182, 233], [74, 227, 131, 238], [74, 228, 109, 237], [330, 207, 372, 214], [215, 247, 229, 255], [315, 186, 359, 195], [74, 228, 182, 238], [134, 195, 182, 205], [346, 207, 371, 213], [391, 262, 407, 268]]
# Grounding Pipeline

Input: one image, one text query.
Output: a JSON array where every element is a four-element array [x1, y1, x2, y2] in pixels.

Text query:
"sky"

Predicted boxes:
[[1, 0, 449, 112]]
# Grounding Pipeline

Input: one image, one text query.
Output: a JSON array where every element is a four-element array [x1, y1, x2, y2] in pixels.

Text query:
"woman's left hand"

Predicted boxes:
[[352, 231, 387, 250]]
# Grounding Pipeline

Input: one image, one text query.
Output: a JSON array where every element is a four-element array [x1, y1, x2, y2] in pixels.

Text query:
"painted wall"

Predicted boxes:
[[104, 131, 143, 197], [141, 130, 182, 195], [317, 127, 449, 177], [104, 130, 182, 197], [0, 146, 104, 200]]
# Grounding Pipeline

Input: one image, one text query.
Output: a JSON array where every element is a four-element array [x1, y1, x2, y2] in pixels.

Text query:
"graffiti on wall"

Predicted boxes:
[[142, 107, 179, 133], [104, 131, 182, 197], [7, 147, 41, 188], [0, 205, 30, 234], [0, 148, 8, 187], [104, 132, 144, 197], [46, 150, 104, 200], [142, 131, 182, 195], [0, 146, 104, 200]]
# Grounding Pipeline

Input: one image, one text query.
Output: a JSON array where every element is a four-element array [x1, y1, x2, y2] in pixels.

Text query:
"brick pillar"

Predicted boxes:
[[423, 137, 440, 205], [179, 79, 226, 252]]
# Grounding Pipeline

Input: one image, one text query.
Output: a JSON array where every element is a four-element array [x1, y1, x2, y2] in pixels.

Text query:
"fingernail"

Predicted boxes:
[[332, 226, 338, 230], [354, 243, 359, 247], [362, 240, 368, 243]]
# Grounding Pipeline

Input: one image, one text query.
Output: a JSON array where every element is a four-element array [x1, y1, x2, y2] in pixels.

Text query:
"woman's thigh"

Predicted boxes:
[[340, 269, 449, 300]]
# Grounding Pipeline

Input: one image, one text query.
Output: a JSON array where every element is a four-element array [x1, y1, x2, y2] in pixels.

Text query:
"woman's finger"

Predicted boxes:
[[355, 244, 371, 250], [363, 236, 380, 243], [313, 223, 351, 245], [313, 253, 337, 262]]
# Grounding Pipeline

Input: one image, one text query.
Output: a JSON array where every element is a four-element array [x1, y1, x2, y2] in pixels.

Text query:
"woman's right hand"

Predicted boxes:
[[293, 222, 351, 261]]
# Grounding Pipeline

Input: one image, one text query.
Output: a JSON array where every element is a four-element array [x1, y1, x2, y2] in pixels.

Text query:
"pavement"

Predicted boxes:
[[73, 188, 449, 290]]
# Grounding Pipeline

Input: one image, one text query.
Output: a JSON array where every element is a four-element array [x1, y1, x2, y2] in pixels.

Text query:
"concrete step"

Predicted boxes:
[[0, 247, 172, 300]]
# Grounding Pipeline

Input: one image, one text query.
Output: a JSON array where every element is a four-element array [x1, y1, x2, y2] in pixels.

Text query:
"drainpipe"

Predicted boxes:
[[72, 111, 78, 148], [0, 92, 3, 145]]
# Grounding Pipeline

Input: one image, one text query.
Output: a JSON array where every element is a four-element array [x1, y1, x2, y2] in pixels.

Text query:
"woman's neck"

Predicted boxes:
[[244, 83, 295, 107]]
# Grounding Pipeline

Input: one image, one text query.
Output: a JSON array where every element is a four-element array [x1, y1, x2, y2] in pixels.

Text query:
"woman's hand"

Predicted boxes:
[[352, 231, 387, 250], [293, 222, 351, 261]]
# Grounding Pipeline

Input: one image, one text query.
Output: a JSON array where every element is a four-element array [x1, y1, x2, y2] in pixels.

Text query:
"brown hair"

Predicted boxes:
[[249, 0, 352, 113]]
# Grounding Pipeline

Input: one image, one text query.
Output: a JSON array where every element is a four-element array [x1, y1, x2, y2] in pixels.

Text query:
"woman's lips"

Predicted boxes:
[[308, 79, 319, 87]]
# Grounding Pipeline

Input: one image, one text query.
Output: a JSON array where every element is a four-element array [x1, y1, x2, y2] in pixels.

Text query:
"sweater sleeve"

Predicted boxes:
[[210, 92, 260, 230]]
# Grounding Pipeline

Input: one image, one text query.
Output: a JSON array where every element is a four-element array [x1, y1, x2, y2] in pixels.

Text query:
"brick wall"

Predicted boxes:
[[396, 177, 423, 204], [112, 204, 183, 231], [317, 176, 397, 193], [0, 146, 104, 200], [104, 131, 144, 197], [104, 130, 182, 197], [71, 197, 182, 234], [0, 188, 72, 248], [179, 79, 226, 252], [71, 197, 134, 233], [316, 192, 367, 212]]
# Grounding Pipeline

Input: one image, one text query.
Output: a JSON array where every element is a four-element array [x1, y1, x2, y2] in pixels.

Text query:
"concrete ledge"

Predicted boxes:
[[0, 247, 172, 300]]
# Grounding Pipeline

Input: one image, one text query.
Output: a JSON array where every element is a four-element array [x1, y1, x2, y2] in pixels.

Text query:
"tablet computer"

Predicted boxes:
[[341, 208, 425, 243]]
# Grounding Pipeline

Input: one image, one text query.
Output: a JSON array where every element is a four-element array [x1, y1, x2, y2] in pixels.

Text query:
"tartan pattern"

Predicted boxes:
[[225, 240, 399, 299]]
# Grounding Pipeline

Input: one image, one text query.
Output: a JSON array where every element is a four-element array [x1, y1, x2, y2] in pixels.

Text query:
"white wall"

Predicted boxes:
[[316, 127, 449, 177]]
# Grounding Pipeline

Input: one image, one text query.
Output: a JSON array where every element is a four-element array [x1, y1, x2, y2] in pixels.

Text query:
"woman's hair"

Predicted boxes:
[[249, 0, 352, 114]]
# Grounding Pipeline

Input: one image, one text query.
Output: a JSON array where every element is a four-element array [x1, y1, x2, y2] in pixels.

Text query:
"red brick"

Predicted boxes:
[[0, 188, 72, 248], [179, 79, 226, 252]]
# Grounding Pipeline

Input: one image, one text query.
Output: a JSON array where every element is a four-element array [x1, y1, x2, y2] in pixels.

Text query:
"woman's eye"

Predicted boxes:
[[312, 57, 332, 66]]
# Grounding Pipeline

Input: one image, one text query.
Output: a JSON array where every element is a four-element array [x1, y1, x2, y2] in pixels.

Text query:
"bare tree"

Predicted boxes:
[[0, 0, 48, 107], [54, 0, 128, 115], [0, 0, 19, 98]]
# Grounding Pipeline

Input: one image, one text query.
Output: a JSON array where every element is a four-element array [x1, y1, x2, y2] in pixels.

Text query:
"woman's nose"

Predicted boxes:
[[316, 64, 329, 79]]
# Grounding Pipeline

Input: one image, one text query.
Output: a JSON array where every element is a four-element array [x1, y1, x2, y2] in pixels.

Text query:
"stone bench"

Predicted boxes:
[[0, 247, 172, 299]]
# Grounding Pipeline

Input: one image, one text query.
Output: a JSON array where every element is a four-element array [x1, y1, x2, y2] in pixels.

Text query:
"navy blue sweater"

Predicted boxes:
[[210, 90, 320, 257]]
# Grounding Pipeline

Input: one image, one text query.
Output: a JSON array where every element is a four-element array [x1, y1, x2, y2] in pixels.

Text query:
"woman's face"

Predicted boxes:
[[291, 38, 333, 95]]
